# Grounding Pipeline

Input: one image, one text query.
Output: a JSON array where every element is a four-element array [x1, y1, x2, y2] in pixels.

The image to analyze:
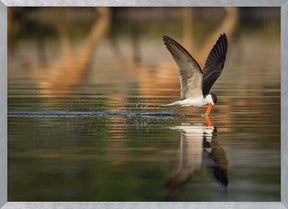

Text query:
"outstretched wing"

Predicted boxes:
[[163, 35, 203, 99], [202, 33, 228, 95]]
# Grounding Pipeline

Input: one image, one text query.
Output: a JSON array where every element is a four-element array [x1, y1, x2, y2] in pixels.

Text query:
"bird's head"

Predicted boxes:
[[206, 93, 217, 105], [205, 93, 217, 115]]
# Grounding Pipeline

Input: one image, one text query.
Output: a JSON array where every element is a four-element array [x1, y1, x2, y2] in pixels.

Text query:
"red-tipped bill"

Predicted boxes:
[[205, 103, 213, 115]]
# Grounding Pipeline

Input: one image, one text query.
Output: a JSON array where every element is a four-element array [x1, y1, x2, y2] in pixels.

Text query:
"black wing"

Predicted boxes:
[[163, 35, 203, 99], [202, 33, 228, 96]]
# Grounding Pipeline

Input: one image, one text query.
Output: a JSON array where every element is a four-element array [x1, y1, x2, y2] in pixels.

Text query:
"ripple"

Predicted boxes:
[[8, 111, 185, 119]]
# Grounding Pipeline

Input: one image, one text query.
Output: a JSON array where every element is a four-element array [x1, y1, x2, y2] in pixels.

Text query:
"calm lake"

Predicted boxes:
[[8, 7, 280, 201]]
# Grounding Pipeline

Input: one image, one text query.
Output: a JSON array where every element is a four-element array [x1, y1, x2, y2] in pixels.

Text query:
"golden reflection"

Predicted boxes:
[[35, 8, 111, 98], [167, 116, 228, 197]]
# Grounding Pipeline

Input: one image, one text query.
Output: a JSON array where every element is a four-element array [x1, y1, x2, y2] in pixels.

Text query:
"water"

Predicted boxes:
[[8, 7, 280, 201]]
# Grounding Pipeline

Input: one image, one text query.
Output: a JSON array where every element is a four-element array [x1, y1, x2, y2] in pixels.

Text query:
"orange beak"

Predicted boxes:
[[205, 103, 213, 115]]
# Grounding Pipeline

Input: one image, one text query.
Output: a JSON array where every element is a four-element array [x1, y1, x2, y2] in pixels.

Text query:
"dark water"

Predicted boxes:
[[8, 7, 280, 201]]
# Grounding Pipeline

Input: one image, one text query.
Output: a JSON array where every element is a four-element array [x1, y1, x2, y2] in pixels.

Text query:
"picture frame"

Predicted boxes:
[[0, 0, 287, 208]]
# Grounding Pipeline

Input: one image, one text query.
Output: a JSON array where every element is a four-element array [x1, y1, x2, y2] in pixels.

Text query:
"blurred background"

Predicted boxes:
[[8, 7, 280, 201]]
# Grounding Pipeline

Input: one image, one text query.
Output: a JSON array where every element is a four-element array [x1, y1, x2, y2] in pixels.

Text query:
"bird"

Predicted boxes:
[[162, 33, 228, 115]]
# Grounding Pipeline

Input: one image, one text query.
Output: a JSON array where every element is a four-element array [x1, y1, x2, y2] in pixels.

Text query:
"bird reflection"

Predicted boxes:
[[167, 116, 228, 194]]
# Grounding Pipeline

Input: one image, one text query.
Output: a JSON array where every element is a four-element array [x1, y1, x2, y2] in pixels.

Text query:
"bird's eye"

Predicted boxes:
[[211, 94, 217, 104]]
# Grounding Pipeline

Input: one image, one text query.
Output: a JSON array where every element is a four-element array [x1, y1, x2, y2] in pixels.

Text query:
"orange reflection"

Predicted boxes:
[[35, 8, 111, 98]]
